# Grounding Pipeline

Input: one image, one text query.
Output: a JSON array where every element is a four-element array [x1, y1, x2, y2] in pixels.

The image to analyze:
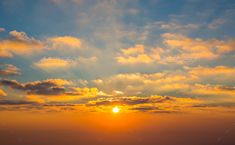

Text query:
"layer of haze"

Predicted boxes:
[[0, 111, 234, 145]]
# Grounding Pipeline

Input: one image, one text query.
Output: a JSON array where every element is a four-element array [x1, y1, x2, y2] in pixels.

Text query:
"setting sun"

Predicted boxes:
[[112, 106, 120, 114]]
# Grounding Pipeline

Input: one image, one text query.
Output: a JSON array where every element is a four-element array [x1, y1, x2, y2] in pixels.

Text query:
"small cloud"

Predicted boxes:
[[0, 64, 21, 76], [34, 57, 75, 72], [48, 36, 82, 48], [34, 56, 97, 72], [0, 89, 7, 97], [78, 56, 97, 64], [208, 18, 226, 29], [0, 27, 5, 32], [154, 21, 200, 30]]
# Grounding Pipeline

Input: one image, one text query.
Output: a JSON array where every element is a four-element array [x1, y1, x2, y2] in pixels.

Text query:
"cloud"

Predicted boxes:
[[189, 84, 235, 98], [92, 65, 235, 100], [78, 56, 97, 65], [0, 79, 71, 95], [0, 30, 88, 58], [26, 87, 100, 103], [0, 64, 21, 76], [34, 56, 97, 72], [87, 96, 174, 106], [34, 57, 75, 71], [0, 78, 101, 103], [0, 30, 44, 58], [48, 36, 82, 49], [154, 33, 235, 65], [86, 95, 202, 113], [92, 72, 191, 96], [208, 18, 226, 29], [150, 21, 200, 30], [116, 33, 235, 65], [188, 66, 235, 84], [116, 44, 162, 65], [0, 89, 7, 97], [0, 27, 5, 32], [0, 100, 37, 105]]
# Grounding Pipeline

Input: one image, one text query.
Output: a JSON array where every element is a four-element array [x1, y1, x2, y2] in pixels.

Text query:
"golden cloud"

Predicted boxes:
[[188, 66, 235, 84], [34, 56, 97, 72], [116, 44, 162, 65], [0, 30, 44, 58], [0, 89, 7, 97], [92, 66, 235, 100], [0, 64, 21, 76], [48, 36, 82, 48], [34, 57, 75, 71], [161, 33, 235, 62]]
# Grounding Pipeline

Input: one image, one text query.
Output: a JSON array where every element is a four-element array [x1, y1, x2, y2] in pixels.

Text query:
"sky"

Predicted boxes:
[[0, 0, 235, 145]]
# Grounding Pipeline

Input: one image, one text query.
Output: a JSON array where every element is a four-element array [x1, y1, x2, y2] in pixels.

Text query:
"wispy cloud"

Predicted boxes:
[[0, 64, 21, 76]]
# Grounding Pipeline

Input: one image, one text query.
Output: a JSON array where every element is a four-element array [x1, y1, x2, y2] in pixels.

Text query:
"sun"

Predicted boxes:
[[112, 106, 120, 114]]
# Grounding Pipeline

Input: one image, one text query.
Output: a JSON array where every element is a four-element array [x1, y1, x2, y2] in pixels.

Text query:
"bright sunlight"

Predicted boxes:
[[112, 106, 120, 114]]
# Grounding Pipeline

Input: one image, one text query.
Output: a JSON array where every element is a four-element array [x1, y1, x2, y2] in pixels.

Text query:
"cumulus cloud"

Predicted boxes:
[[188, 66, 235, 84], [0, 79, 70, 95], [116, 44, 162, 65], [0, 64, 21, 76], [48, 36, 82, 48], [116, 33, 235, 65], [162, 33, 235, 62], [0, 30, 88, 59], [0, 79, 101, 103], [92, 72, 191, 96], [92, 65, 235, 100], [34, 57, 75, 71], [0, 30, 44, 58], [34, 56, 97, 72]]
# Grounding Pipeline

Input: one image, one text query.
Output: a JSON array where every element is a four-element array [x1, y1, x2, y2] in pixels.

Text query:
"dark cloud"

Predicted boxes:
[[87, 96, 174, 106], [0, 79, 65, 95], [193, 102, 235, 108], [130, 106, 160, 111], [0, 99, 37, 105]]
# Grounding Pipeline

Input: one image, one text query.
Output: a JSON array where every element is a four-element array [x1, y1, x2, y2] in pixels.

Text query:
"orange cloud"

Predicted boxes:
[[0, 78, 100, 103], [116, 54, 153, 64], [0, 30, 44, 58], [86, 95, 202, 113], [121, 44, 145, 55], [189, 84, 235, 99], [26, 87, 100, 103], [188, 66, 235, 84], [48, 36, 82, 48], [0, 64, 21, 76], [34, 57, 75, 71], [34, 56, 97, 72], [116, 44, 162, 65], [161, 33, 235, 62], [0, 89, 7, 97]]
